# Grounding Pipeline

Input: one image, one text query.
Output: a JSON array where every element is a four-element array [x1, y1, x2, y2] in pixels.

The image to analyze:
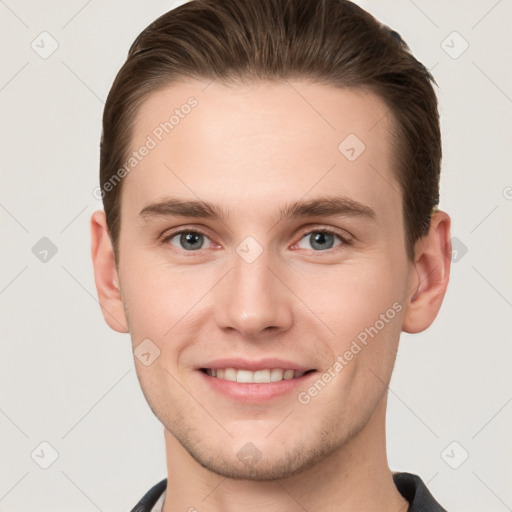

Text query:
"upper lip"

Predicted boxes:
[[199, 358, 314, 372]]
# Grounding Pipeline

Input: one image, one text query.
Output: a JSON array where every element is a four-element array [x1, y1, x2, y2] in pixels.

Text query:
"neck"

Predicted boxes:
[[162, 396, 408, 512]]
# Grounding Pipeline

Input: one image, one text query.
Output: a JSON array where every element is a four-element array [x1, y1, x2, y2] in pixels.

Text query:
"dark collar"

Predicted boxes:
[[131, 472, 447, 511], [130, 478, 166, 512], [393, 472, 447, 511]]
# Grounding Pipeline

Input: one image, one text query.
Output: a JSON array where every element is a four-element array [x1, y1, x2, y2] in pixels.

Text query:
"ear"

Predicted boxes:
[[90, 210, 129, 333], [402, 210, 451, 333]]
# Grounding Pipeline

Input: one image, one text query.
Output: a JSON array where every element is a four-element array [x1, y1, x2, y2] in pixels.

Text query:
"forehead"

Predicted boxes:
[[121, 79, 400, 224]]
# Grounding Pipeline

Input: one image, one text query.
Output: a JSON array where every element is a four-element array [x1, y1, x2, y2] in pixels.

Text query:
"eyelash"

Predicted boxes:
[[159, 226, 353, 254], [293, 227, 353, 250]]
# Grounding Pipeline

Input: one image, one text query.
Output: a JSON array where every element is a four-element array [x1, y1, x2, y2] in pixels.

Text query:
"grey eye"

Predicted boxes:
[[296, 231, 342, 251], [169, 231, 208, 251]]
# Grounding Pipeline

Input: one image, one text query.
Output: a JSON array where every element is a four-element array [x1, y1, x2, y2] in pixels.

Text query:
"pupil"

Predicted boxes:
[[311, 232, 334, 250], [181, 232, 202, 250]]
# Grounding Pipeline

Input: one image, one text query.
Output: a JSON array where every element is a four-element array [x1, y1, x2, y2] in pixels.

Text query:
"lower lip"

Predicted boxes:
[[198, 370, 317, 403]]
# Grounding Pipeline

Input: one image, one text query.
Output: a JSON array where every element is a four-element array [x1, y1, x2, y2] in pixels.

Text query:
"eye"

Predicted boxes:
[[166, 230, 211, 251], [295, 230, 347, 251]]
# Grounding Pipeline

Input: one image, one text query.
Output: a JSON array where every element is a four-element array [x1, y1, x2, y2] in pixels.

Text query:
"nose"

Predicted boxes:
[[214, 250, 294, 339]]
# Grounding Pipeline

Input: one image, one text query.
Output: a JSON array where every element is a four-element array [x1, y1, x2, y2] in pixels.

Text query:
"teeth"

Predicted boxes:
[[206, 368, 307, 383], [224, 368, 236, 381], [253, 369, 270, 383], [270, 369, 284, 382]]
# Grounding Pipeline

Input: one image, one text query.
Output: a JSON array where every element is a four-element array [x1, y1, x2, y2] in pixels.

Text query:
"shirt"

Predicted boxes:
[[129, 472, 447, 511]]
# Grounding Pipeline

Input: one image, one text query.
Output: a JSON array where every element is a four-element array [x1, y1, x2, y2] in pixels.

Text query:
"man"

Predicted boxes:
[[91, 0, 451, 510]]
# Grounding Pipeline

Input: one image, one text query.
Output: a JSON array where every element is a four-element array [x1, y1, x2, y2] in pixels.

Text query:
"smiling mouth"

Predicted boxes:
[[200, 368, 316, 383]]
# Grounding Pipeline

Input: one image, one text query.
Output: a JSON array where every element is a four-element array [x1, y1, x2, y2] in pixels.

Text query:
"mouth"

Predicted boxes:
[[199, 367, 316, 383], [197, 358, 318, 402]]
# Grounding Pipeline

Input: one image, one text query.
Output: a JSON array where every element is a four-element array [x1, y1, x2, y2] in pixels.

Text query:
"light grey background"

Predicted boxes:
[[1, 1, 511, 510]]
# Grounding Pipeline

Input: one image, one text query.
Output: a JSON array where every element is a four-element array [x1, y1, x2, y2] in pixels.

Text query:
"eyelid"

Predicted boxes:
[[292, 225, 353, 247], [159, 226, 215, 247]]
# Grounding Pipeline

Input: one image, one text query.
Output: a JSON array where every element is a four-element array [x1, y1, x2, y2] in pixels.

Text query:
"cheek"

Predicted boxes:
[[297, 263, 404, 408], [291, 256, 407, 400], [295, 258, 406, 340], [118, 248, 207, 333]]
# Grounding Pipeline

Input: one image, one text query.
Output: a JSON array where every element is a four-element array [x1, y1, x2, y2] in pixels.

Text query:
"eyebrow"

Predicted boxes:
[[139, 196, 376, 223]]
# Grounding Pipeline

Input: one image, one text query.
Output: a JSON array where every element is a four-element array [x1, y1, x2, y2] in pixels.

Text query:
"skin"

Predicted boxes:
[[91, 79, 451, 511]]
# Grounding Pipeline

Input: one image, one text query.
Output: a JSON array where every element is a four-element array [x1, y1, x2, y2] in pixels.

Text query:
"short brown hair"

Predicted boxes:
[[100, 0, 441, 261]]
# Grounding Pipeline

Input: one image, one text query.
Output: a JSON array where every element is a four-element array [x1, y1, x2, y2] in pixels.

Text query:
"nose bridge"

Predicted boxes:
[[214, 244, 293, 337]]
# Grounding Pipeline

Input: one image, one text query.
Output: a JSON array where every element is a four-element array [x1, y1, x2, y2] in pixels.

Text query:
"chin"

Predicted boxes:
[[182, 433, 342, 481]]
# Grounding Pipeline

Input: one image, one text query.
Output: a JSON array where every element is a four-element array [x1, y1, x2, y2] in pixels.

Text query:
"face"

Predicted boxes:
[[112, 80, 416, 479]]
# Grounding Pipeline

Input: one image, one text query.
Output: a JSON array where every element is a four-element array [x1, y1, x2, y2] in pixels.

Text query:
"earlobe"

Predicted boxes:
[[90, 210, 129, 333], [402, 211, 452, 334]]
